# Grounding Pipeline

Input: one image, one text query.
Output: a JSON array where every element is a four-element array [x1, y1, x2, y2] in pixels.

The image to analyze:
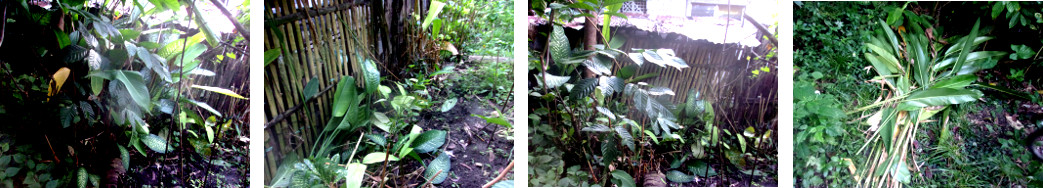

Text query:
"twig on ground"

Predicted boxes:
[[481, 160, 515, 188]]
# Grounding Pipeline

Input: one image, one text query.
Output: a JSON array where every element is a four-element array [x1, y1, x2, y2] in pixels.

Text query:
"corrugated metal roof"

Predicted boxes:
[[530, 13, 764, 47]]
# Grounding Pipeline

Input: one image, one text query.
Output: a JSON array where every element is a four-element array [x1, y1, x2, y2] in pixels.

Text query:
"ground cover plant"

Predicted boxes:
[[794, 1, 1043, 187], [527, 0, 778, 186], [0, 0, 250, 187], [263, 0, 514, 187]]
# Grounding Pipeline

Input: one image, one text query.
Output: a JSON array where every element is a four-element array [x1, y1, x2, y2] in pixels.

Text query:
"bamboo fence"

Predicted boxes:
[[264, 0, 374, 183]]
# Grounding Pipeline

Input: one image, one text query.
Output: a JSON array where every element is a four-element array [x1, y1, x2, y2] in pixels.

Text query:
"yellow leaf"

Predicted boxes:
[[441, 42, 458, 55], [48, 67, 71, 100]]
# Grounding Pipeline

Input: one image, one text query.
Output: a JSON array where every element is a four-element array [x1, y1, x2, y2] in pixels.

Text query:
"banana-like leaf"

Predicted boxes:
[[897, 88, 983, 111], [865, 43, 901, 73], [113, 71, 150, 109], [932, 51, 1006, 72], [929, 75, 976, 89], [191, 85, 248, 99], [951, 20, 981, 77], [421, 1, 446, 30], [943, 36, 993, 57], [332, 76, 356, 117]]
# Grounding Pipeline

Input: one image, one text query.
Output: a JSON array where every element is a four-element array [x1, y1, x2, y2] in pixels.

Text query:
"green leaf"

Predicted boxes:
[[541, 73, 571, 88], [886, 7, 904, 26], [569, 78, 597, 101], [608, 35, 627, 49], [1010, 44, 1035, 60], [55, 30, 70, 49], [362, 59, 380, 94], [302, 77, 319, 100], [5, 167, 19, 178], [930, 75, 976, 89], [136, 47, 171, 82], [371, 112, 391, 132], [992, 3, 1004, 19], [666, 170, 693, 183], [421, 1, 447, 30], [610, 170, 635, 187], [411, 130, 447, 153], [952, 20, 981, 77], [142, 134, 171, 154], [118, 145, 130, 171], [424, 153, 451, 184], [361, 152, 400, 164], [77, 167, 87, 188], [617, 64, 638, 79], [549, 25, 571, 65], [615, 125, 635, 151], [112, 71, 150, 110], [689, 161, 718, 177], [332, 76, 357, 117], [897, 88, 983, 111], [264, 48, 282, 67], [344, 163, 366, 188], [191, 85, 248, 99], [581, 125, 611, 132], [492, 180, 514, 188], [365, 134, 386, 146], [474, 114, 512, 128], [893, 161, 911, 184], [147, 0, 180, 11], [185, 99, 222, 117], [440, 98, 458, 112]]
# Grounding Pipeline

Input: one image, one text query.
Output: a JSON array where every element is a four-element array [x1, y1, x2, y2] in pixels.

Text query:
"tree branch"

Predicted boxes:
[[208, 0, 250, 41]]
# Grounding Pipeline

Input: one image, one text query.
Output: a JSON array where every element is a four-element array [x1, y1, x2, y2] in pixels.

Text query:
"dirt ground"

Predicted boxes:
[[121, 134, 250, 187], [411, 97, 514, 187]]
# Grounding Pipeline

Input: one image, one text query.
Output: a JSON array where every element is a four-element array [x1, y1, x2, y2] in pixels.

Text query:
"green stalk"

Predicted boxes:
[[846, 94, 910, 115]]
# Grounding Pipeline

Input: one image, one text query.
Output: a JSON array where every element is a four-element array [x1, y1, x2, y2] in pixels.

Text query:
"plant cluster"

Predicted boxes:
[[0, 0, 250, 187], [795, 2, 1043, 187], [528, 0, 777, 186]]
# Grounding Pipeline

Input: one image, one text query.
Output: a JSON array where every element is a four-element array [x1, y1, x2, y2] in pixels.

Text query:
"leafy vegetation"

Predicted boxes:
[[528, 0, 777, 186], [0, 0, 250, 187], [795, 2, 1043, 187], [265, 0, 514, 187]]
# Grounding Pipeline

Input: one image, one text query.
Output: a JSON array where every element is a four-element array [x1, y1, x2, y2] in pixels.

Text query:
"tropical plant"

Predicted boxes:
[[851, 10, 1007, 187]]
